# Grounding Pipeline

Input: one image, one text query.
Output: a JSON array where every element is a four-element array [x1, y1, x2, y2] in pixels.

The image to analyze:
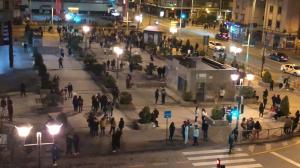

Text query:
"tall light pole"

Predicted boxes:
[[15, 123, 62, 168], [246, 0, 257, 71], [113, 47, 124, 79], [82, 25, 90, 50], [179, 0, 183, 28], [190, 0, 194, 21]]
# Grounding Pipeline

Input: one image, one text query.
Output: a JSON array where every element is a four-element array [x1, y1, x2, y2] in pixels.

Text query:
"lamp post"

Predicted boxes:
[[82, 25, 90, 50], [246, 73, 255, 86], [246, 0, 257, 71], [135, 14, 142, 31], [15, 123, 62, 168], [113, 47, 124, 79], [179, 0, 183, 28]]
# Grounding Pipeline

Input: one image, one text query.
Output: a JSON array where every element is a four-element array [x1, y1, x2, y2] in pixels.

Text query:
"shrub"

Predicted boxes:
[[34, 52, 44, 69], [211, 106, 224, 120], [38, 63, 47, 76], [239, 86, 255, 98], [56, 112, 68, 126], [145, 63, 156, 75], [43, 92, 62, 107], [119, 91, 133, 104], [262, 70, 272, 83], [103, 75, 116, 88], [83, 54, 97, 67], [139, 106, 152, 123], [182, 92, 193, 101], [90, 63, 106, 76], [280, 96, 290, 116], [41, 73, 52, 89], [125, 54, 142, 64]]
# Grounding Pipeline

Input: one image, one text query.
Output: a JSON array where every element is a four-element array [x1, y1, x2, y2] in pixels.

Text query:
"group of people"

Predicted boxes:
[[91, 93, 114, 116], [240, 117, 262, 140], [154, 87, 167, 104]]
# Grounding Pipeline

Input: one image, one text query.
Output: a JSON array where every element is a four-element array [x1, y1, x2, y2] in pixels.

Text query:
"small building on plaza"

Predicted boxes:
[[166, 56, 237, 102], [143, 25, 166, 45]]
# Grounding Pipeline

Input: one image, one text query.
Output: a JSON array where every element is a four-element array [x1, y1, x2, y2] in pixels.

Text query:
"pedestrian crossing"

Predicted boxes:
[[182, 148, 263, 168]]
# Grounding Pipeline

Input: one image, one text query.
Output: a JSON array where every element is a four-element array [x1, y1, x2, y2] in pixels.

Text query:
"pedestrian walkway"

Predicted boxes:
[[182, 148, 263, 168]]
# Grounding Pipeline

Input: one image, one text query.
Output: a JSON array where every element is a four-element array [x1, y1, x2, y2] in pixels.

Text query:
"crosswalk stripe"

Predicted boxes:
[[183, 148, 242, 156], [215, 163, 263, 168], [248, 145, 255, 152], [192, 158, 256, 166], [187, 153, 249, 161], [271, 152, 300, 167]]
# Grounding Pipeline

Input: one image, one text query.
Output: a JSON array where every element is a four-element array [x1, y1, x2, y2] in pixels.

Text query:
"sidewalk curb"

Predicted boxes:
[[236, 133, 300, 145]]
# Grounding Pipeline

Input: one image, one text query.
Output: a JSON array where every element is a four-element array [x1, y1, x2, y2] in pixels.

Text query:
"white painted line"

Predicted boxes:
[[271, 152, 300, 167], [192, 158, 256, 166], [248, 145, 255, 152], [265, 144, 272, 150], [214, 163, 263, 168], [183, 148, 242, 156], [187, 153, 249, 161]]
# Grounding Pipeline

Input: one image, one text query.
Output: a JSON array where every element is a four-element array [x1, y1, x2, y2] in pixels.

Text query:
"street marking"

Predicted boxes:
[[187, 153, 249, 161], [214, 164, 263, 168], [248, 145, 255, 152], [282, 141, 289, 146], [252, 141, 300, 156], [265, 143, 271, 150], [152, 162, 168, 166], [183, 148, 242, 155], [271, 152, 300, 167], [192, 158, 256, 166], [128, 165, 144, 168]]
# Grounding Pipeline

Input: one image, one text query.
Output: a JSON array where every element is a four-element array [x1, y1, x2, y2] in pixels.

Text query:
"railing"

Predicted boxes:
[[238, 124, 300, 143]]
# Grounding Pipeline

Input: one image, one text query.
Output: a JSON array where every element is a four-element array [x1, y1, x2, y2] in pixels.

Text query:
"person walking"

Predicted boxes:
[[7, 97, 13, 122], [161, 87, 166, 104], [1, 97, 6, 116], [112, 131, 118, 152], [20, 83, 26, 97], [228, 132, 234, 154], [67, 82, 73, 98], [263, 95, 268, 108], [115, 129, 122, 150], [72, 95, 78, 112], [193, 125, 200, 146], [66, 134, 73, 155], [58, 57, 63, 69], [259, 102, 264, 118], [87, 114, 95, 136], [73, 133, 80, 156], [118, 118, 125, 131], [184, 122, 190, 144], [194, 106, 200, 122], [109, 117, 116, 134], [154, 88, 159, 104], [78, 96, 83, 112], [169, 122, 175, 142], [181, 121, 186, 141], [253, 121, 262, 139], [202, 119, 209, 141]]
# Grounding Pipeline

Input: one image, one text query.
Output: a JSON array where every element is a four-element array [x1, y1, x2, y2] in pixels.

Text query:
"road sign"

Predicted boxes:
[[164, 110, 172, 118]]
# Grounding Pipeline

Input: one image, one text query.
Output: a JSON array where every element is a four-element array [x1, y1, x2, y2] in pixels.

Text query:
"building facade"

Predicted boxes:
[[166, 57, 236, 102], [263, 0, 300, 49], [229, 0, 265, 43]]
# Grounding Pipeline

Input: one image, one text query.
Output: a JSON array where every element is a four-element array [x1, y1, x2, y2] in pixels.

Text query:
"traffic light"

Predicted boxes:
[[180, 13, 187, 19], [231, 106, 239, 119]]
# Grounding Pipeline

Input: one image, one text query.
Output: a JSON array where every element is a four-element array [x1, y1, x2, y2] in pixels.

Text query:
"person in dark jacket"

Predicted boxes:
[[73, 134, 80, 156], [169, 122, 175, 142], [259, 102, 264, 118], [72, 95, 78, 112], [51, 143, 60, 166], [118, 118, 125, 131], [202, 119, 209, 141], [20, 83, 26, 97]]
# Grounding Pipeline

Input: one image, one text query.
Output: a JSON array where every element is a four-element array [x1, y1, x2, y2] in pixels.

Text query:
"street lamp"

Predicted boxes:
[[113, 47, 124, 79], [135, 14, 142, 31], [15, 123, 62, 168], [82, 25, 90, 49], [246, 73, 255, 86]]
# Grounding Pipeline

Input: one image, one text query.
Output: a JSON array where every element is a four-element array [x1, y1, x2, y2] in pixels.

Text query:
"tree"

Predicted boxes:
[[262, 70, 272, 83], [280, 96, 290, 116], [139, 106, 152, 123]]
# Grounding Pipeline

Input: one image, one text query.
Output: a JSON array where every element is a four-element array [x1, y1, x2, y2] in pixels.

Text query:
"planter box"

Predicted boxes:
[[259, 81, 270, 87], [116, 103, 135, 110], [243, 98, 258, 104], [212, 120, 228, 126]]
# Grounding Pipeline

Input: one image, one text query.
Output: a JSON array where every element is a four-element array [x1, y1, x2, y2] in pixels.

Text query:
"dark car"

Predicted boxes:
[[269, 52, 288, 62], [215, 33, 230, 41]]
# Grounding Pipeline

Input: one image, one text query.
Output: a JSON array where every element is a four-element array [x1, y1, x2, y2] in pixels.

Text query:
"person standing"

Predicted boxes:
[[73, 133, 80, 156], [181, 121, 186, 141], [253, 121, 262, 139], [169, 122, 175, 142], [100, 117, 106, 135], [194, 106, 200, 122], [112, 131, 118, 152], [184, 122, 190, 144], [109, 117, 116, 134], [7, 97, 13, 122], [193, 125, 200, 146], [67, 82, 73, 98], [161, 87, 166, 104], [270, 80, 274, 91], [20, 83, 26, 97], [1, 97, 6, 114], [118, 118, 125, 131], [202, 119, 209, 141], [259, 102, 264, 118], [78, 96, 83, 112], [66, 134, 73, 155], [115, 128, 122, 150], [155, 88, 159, 104], [51, 144, 60, 166], [58, 57, 63, 69]]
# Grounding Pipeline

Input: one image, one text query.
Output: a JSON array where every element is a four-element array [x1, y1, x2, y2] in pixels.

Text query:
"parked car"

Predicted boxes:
[[269, 52, 288, 62], [208, 41, 226, 51], [215, 33, 230, 41], [280, 64, 300, 76]]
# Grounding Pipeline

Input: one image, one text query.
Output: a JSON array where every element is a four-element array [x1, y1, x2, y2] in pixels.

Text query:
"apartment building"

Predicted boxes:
[[264, 0, 300, 49], [228, 0, 265, 43]]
